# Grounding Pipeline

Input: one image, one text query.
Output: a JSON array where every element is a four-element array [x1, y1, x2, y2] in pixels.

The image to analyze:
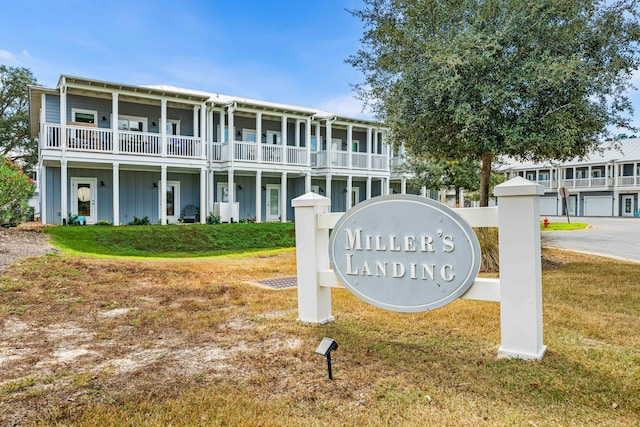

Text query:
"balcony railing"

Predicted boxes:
[[43, 124, 202, 159]]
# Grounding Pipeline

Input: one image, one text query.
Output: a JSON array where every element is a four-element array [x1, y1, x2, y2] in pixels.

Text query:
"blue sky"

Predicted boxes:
[[1, 0, 639, 131]]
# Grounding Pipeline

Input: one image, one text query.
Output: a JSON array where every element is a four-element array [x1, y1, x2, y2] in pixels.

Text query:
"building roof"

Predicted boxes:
[[503, 138, 640, 170]]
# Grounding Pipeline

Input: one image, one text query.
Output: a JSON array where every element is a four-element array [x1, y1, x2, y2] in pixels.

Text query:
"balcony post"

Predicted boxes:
[[161, 99, 167, 157], [347, 124, 353, 169], [112, 92, 119, 154], [281, 114, 288, 146], [305, 117, 312, 167], [295, 119, 301, 147], [200, 104, 206, 160], [366, 127, 372, 170], [256, 112, 262, 162], [60, 79, 67, 154]]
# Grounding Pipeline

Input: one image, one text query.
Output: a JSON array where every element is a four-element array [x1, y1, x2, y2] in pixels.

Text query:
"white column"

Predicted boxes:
[[228, 169, 235, 222], [60, 82, 67, 154], [421, 186, 427, 197], [401, 177, 407, 194], [494, 177, 546, 360], [326, 119, 333, 170], [200, 104, 206, 160], [366, 127, 372, 170], [366, 176, 372, 200], [160, 165, 167, 225], [256, 112, 262, 163], [193, 106, 199, 138], [40, 165, 47, 224], [305, 173, 312, 194], [305, 118, 312, 167], [347, 124, 353, 169], [200, 167, 206, 224], [325, 174, 332, 204], [160, 99, 167, 157], [209, 171, 215, 214], [346, 175, 353, 210], [113, 163, 119, 226], [256, 171, 262, 223], [280, 171, 287, 222], [219, 109, 226, 143], [281, 115, 288, 148], [61, 160, 68, 224], [112, 93, 119, 154], [385, 177, 390, 195], [292, 193, 333, 323], [295, 119, 301, 147]]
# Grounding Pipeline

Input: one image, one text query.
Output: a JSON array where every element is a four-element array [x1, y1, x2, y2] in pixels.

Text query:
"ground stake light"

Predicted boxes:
[[314, 338, 338, 380]]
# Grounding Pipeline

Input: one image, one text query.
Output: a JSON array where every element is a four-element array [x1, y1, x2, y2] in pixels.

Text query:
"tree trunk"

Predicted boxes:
[[479, 151, 492, 207]]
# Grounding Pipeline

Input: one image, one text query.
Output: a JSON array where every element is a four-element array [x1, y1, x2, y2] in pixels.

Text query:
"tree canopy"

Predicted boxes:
[[0, 65, 38, 170], [348, 0, 640, 205]]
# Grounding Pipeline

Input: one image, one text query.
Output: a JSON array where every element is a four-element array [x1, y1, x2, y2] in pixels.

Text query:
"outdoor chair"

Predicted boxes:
[[182, 205, 199, 223]]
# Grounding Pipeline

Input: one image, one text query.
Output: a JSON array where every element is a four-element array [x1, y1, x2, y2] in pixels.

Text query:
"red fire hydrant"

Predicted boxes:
[[543, 217, 550, 228]]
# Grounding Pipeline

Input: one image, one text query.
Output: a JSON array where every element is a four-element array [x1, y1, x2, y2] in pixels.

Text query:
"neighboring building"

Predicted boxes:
[[28, 75, 418, 225], [504, 138, 640, 217]]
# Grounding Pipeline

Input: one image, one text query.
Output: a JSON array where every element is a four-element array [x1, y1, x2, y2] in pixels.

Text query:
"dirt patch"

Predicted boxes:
[[0, 223, 57, 271]]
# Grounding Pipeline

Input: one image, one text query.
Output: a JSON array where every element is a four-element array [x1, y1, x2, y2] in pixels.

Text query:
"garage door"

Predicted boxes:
[[539, 198, 558, 216], [584, 196, 613, 216]]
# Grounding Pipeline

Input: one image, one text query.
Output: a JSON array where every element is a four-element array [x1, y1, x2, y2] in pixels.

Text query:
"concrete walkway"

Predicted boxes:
[[542, 216, 640, 263]]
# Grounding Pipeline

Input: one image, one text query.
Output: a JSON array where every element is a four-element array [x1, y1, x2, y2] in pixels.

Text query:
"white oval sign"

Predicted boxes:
[[328, 195, 481, 312]]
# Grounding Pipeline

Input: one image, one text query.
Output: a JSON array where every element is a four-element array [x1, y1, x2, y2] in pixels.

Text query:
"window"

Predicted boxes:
[[352, 140, 360, 152], [166, 120, 180, 135], [266, 131, 281, 145], [118, 115, 148, 132], [71, 108, 97, 124], [243, 129, 257, 142]]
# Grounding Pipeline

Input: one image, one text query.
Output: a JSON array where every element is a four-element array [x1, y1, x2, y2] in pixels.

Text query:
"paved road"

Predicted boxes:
[[542, 217, 640, 263]]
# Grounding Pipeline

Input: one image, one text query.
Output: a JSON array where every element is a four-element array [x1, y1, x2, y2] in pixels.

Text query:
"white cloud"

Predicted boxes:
[[0, 49, 31, 66]]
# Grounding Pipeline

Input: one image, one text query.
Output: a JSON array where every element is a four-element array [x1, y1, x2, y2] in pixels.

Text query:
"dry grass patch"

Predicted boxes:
[[0, 249, 639, 426]]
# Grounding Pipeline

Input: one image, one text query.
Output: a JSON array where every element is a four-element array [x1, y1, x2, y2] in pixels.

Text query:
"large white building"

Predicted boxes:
[[28, 75, 420, 225], [504, 138, 640, 217]]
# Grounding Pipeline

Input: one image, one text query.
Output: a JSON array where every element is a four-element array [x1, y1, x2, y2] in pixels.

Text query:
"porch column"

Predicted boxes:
[[40, 165, 47, 224], [199, 104, 206, 160], [160, 165, 167, 225], [219, 109, 226, 143], [366, 176, 372, 200], [366, 127, 372, 170], [60, 79, 67, 154], [228, 105, 235, 145], [305, 173, 312, 194], [256, 112, 262, 162], [209, 171, 215, 213], [347, 124, 353, 169], [295, 119, 301, 147], [193, 106, 199, 138], [60, 160, 67, 224], [421, 185, 427, 197], [228, 169, 235, 222], [200, 167, 206, 224], [346, 175, 353, 210], [572, 167, 576, 188], [281, 115, 288, 149], [326, 119, 333, 169], [280, 171, 287, 222], [306, 118, 312, 167], [401, 177, 407, 194], [112, 93, 119, 154], [325, 174, 332, 205], [385, 177, 390, 195], [113, 163, 119, 226], [255, 171, 262, 223], [373, 130, 378, 157], [160, 99, 167, 157]]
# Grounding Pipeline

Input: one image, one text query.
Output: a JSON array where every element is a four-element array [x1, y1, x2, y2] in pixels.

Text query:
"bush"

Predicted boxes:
[[0, 157, 35, 227], [129, 216, 150, 226], [206, 212, 220, 224]]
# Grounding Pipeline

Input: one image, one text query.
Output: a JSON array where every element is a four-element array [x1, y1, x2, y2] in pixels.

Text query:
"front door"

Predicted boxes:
[[266, 184, 280, 222], [622, 195, 635, 217], [351, 187, 360, 207], [71, 177, 97, 224], [159, 181, 180, 223]]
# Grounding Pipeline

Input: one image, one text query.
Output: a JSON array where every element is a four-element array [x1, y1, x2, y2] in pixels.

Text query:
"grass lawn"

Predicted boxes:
[[1, 248, 639, 425], [44, 223, 296, 257], [541, 221, 589, 231]]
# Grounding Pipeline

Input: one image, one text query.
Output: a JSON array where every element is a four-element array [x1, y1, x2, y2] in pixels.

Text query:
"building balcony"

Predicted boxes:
[[43, 124, 203, 159]]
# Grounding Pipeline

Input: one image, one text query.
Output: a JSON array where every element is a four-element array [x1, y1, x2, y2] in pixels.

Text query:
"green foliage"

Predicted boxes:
[[128, 216, 150, 226], [400, 156, 480, 203], [0, 65, 38, 169], [206, 212, 220, 224], [0, 156, 34, 227], [348, 0, 640, 204], [44, 223, 296, 257]]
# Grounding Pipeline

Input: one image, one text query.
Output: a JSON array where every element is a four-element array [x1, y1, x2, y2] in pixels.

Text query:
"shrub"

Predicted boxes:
[[0, 157, 35, 227], [206, 212, 220, 224], [129, 216, 150, 226]]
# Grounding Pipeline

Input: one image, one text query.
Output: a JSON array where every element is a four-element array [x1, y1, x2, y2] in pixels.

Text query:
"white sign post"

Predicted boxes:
[[293, 177, 546, 360]]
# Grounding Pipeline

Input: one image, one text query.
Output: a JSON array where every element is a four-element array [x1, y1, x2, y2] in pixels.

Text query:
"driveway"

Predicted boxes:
[[542, 216, 640, 263]]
